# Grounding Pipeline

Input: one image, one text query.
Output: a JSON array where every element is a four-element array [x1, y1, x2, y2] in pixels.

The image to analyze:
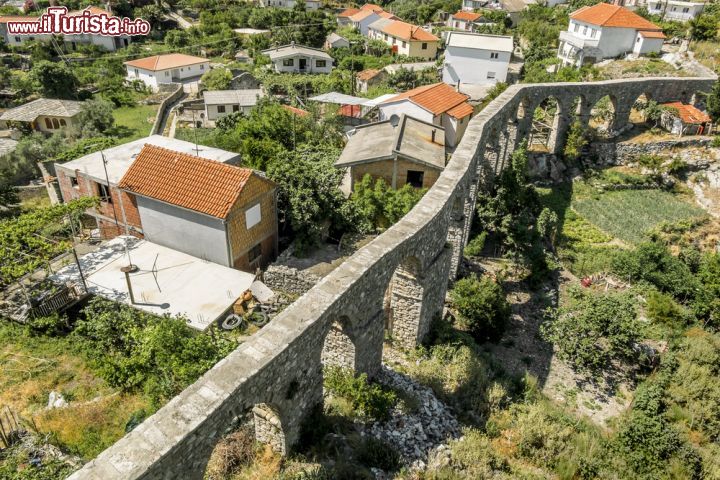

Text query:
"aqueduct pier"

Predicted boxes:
[[69, 77, 715, 479]]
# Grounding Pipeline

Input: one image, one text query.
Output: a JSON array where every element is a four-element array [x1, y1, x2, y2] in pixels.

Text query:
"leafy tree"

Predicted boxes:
[[450, 274, 510, 343], [536, 207, 559, 247], [563, 120, 588, 161], [349, 175, 426, 231], [541, 286, 640, 373], [75, 98, 115, 137], [29, 61, 79, 99], [706, 80, 720, 122], [201, 67, 233, 90], [165, 29, 191, 48], [689, 13, 718, 40]]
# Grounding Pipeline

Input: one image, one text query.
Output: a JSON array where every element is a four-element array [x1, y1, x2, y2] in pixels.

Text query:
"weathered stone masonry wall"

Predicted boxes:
[[68, 77, 714, 480]]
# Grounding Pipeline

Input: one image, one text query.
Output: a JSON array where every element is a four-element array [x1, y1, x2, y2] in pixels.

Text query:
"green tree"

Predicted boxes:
[[29, 61, 79, 99], [563, 120, 588, 161], [706, 80, 720, 122], [450, 274, 510, 342], [349, 174, 426, 232], [201, 67, 233, 90], [75, 98, 115, 137]]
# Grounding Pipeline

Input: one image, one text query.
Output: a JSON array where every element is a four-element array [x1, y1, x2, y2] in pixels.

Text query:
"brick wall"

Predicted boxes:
[[227, 174, 278, 272], [351, 158, 442, 189]]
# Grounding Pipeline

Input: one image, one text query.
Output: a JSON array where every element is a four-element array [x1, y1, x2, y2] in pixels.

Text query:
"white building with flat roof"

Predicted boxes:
[[647, 0, 707, 21], [262, 44, 333, 74], [203, 89, 264, 121], [443, 32, 513, 85]]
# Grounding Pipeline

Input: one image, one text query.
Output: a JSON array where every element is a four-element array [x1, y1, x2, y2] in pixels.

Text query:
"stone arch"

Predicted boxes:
[[321, 316, 356, 371], [252, 403, 288, 454], [589, 94, 618, 137], [528, 96, 563, 153], [385, 256, 426, 348]]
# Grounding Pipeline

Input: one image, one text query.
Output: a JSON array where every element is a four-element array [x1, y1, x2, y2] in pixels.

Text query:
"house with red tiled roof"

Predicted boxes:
[[117, 144, 278, 271], [368, 19, 439, 60], [124, 53, 210, 90], [0, 6, 131, 51], [446, 10, 487, 31], [661, 102, 713, 136], [378, 82, 474, 147], [337, 7, 361, 26], [558, 3, 665, 67], [355, 68, 387, 93]]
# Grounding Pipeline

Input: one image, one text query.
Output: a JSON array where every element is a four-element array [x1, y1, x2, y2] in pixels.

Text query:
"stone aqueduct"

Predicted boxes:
[[69, 77, 714, 480]]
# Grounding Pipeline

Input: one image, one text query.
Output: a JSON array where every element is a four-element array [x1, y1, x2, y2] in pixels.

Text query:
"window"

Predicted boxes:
[[98, 183, 112, 203], [134, 68, 139, 76], [402, 41, 406, 48], [165, 71, 170, 76], [59, 119, 66, 127], [14, 37, 20, 42], [248, 243, 262, 264], [671, 6, 677, 11], [233, 105, 240, 112], [245, 203, 262, 229], [217, 105, 226, 113], [487, 71, 496, 79], [591, 29, 597, 38], [682, 7, 689, 12], [421, 42, 427, 49], [636, 37, 641, 43], [45, 118, 53, 129], [28, 37, 34, 41], [582, 26, 587, 35], [70, 176, 79, 188], [406, 170, 424, 188], [283, 58, 294, 66], [384, 34, 388, 40], [490, 52, 499, 59], [455, 21, 459, 27], [316, 59, 327, 67], [200, 64, 205, 70], [573, 23, 579, 32]]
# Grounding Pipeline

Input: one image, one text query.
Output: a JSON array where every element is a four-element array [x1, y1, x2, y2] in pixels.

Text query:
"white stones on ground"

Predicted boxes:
[[47, 391, 67, 409]]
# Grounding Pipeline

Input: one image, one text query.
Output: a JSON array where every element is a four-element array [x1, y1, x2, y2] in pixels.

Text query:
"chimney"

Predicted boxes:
[[291, 40, 295, 47]]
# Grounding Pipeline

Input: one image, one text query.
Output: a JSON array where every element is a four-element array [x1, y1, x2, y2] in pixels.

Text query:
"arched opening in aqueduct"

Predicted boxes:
[[528, 97, 561, 153], [383, 256, 426, 350]]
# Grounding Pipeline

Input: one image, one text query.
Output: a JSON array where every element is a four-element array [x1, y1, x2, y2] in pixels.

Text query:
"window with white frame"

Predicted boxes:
[[245, 203, 262, 229], [316, 59, 326, 67]]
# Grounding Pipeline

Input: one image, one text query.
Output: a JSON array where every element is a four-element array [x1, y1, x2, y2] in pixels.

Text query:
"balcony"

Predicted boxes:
[[559, 30, 600, 49]]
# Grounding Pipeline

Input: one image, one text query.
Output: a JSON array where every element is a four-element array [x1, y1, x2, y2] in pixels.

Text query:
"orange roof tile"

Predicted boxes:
[[356, 68, 383, 81], [0, 15, 38, 23], [117, 145, 254, 219], [452, 10, 483, 22], [382, 20, 439, 42], [124, 53, 208, 71], [662, 102, 711, 124], [350, 9, 377, 21], [378, 11, 399, 19], [639, 29, 666, 38], [570, 3, 662, 30], [385, 82, 471, 116], [282, 105, 310, 117], [447, 102, 474, 119], [338, 7, 361, 17], [361, 3, 384, 12], [68, 6, 112, 16]]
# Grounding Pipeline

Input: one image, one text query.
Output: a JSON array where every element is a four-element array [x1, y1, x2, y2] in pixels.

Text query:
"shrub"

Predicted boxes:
[[323, 367, 396, 421], [613, 411, 681, 475], [25, 313, 69, 337], [645, 291, 689, 328], [205, 426, 257, 480], [541, 286, 640, 373], [450, 275, 510, 343], [447, 428, 509, 477], [356, 437, 401, 471], [463, 231, 487, 257]]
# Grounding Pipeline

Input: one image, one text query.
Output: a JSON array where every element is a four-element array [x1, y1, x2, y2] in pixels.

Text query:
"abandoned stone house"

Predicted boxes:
[[55, 135, 282, 274], [0, 98, 83, 134], [661, 102, 713, 136], [335, 114, 446, 193]]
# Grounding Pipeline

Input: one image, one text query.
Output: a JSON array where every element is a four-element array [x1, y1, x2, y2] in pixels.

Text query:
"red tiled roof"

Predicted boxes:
[[385, 82, 471, 116], [639, 29, 666, 38], [452, 10, 483, 22], [118, 145, 253, 219], [382, 20, 439, 42], [662, 102, 711, 124], [282, 105, 310, 117], [124, 53, 208, 71], [338, 7, 361, 17], [350, 9, 377, 21], [0, 15, 37, 23], [361, 3, 384, 12], [447, 102, 474, 119], [570, 3, 662, 30], [378, 11, 399, 19]]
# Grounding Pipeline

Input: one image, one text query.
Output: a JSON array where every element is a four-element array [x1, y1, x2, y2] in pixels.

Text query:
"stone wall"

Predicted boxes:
[[590, 136, 713, 165], [68, 76, 715, 480], [262, 265, 321, 296]]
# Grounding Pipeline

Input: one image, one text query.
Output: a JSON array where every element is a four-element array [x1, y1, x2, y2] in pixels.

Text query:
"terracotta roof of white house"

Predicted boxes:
[[124, 53, 209, 71], [662, 102, 711, 124], [570, 3, 663, 30], [383, 82, 473, 118], [0, 98, 83, 122]]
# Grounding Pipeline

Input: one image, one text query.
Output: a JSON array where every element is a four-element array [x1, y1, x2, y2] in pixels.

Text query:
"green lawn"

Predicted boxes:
[[109, 104, 159, 141], [174, 127, 217, 145], [572, 189, 706, 245]]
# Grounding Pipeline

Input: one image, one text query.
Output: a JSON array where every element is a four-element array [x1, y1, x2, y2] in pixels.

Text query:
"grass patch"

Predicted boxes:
[[573, 189, 706, 245], [174, 127, 217, 145], [109, 104, 159, 141]]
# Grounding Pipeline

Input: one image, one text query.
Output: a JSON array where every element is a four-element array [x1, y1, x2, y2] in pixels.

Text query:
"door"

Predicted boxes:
[[299, 58, 307, 71], [171, 69, 180, 81]]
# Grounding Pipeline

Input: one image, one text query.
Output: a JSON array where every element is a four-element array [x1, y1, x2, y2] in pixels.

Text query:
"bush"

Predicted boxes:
[[645, 291, 689, 328], [447, 428, 509, 477], [450, 275, 510, 343], [613, 411, 681, 476], [323, 367, 396, 421], [541, 286, 640, 373], [463, 231, 487, 257], [205, 426, 257, 480], [356, 437, 401, 471], [25, 313, 69, 337]]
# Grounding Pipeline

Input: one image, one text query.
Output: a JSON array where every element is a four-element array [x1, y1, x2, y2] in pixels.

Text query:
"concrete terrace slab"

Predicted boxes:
[[50, 236, 255, 330]]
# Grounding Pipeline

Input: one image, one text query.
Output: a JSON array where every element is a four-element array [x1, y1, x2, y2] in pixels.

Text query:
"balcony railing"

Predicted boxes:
[[559, 30, 600, 49]]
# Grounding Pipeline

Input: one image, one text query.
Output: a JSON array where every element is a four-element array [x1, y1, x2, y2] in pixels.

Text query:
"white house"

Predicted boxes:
[[647, 0, 707, 21], [325, 32, 350, 49], [350, 10, 382, 36], [259, 0, 320, 9], [378, 82, 474, 148], [446, 10, 485, 31], [462, 0, 486, 11], [124, 53, 210, 90], [0, 7, 131, 51], [557, 3, 665, 67], [443, 32, 513, 85], [368, 19, 440, 60], [203, 89, 264, 122], [262, 44, 333, 74]]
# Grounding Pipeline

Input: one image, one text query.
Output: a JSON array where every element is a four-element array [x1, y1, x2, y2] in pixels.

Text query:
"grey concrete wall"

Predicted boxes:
[[68, 76, 715, 480], [137, 196, 229, 266]]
